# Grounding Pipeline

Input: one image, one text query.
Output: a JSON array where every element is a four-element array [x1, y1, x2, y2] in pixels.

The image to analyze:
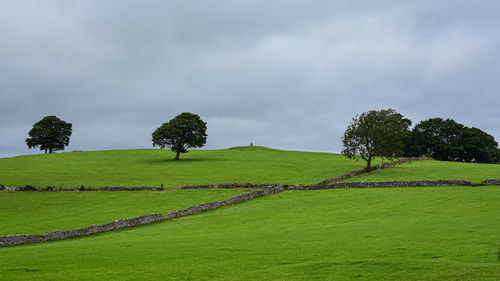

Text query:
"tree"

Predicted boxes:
[[408, 118, 464, 161], [462, 127, 500, 163], [152, 112, 207, 160], [341, 109, 411, 170], [26, 116, 72, 154]]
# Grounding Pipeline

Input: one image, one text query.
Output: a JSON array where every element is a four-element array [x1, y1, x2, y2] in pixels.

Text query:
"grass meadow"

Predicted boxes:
[[1, 148, 500, 280], [0, 147, 378, 188], [1, 186, 499, 280]]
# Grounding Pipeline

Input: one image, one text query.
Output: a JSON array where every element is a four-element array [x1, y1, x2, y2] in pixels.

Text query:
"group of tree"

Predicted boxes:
[[26, 112, 207, 160], [26, 110, 499, 164], [342, 109, 500, 170]]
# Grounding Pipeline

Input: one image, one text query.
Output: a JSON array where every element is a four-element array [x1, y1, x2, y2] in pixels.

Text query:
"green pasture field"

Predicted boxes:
[[344, 159, 500, 183], [0, 147, 376, 188], [1, 186, 499, 280], [0, 189, 246, 236]]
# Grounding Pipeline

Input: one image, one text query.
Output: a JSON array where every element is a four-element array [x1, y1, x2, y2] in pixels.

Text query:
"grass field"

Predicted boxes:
[[1, 186, 499, 280], [0, 147, 376, 188], [0, 189, 246, 236], [344, 159, 500, 183], [2, 148, 500, 280]]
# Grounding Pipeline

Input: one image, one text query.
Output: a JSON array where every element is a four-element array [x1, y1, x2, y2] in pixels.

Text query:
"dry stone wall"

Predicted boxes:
[[481, 179, 500, 186], [0, 185, 163, 192], [0, 213, 163, 247], [181, 183, 282, 189], [317, 157, 433, 185], [0, 187, 284, 247], [289, 180, 473, 190]]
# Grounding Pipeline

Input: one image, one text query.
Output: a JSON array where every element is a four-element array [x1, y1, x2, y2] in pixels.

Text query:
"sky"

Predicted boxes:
[[1, 0, 500, 157]]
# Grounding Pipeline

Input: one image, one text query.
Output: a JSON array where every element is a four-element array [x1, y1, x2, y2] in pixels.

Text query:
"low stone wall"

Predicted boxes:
[[0, 185, 163, 192], [481, 179, 500, 186], [181, 183, 282, 189], [167, 187, 283, 219], [0, 187, 284, 247], [316, 157, 432, 185], [0, 213, 163, 247], [290, 180, 473, 190]]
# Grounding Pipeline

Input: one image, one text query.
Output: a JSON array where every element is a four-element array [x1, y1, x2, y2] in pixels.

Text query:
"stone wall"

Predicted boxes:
[[289, 180, 473, 190], [0, 187, 284, 247], [166, 187, 283, 219], [481, 179, 500, 186], [0, 213, 163, 247], [181, 183, 282, 189], [316, 157, 432, 185], [0, 185, 164, 192]]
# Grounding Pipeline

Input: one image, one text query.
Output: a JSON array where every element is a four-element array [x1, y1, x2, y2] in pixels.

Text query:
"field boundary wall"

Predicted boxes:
[[2, 178, 499, 247], [316, 157, 433, 185], [0, 187, 284, 247]]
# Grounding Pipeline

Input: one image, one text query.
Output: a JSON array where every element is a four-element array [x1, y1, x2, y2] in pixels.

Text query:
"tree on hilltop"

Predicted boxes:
[[341, 109, 411, 170], [408, 118, 464, 161], [152, 112, 207, 160], [409, 118, 500, 163], [462, 127, 500, 163], [26, 115, 72, 154]]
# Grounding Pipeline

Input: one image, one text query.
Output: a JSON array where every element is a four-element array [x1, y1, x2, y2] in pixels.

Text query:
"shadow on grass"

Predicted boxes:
[[136, 157, 220, 165]]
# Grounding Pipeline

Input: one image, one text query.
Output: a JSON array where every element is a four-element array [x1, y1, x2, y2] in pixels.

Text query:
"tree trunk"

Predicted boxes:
[[175, 151, 181, 160], [366, 156, 372, 171], [44, 149, 48, 154]]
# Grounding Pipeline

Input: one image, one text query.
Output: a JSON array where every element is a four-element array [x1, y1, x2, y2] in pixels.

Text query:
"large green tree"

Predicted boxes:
[[461, 127, 499, 163], [342, 109, 411, 170], [152, 112, 207, 160], [408, 118, 465, 161], [409, 118, 500, 163], [26, 115, 72, 154]]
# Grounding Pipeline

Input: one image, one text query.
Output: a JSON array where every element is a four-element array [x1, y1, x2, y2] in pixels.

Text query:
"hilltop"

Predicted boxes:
[[0, 147, 376, 188]]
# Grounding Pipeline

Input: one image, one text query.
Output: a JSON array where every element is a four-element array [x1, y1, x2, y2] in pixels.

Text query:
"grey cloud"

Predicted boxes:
[[1, 0, 500, 157]]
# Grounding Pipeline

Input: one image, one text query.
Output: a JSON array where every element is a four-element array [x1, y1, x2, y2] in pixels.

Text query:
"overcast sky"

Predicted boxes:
[[1, 1, 500, 157]]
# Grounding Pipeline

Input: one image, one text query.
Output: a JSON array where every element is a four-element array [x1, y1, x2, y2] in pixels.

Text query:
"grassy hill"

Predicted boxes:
[[0, 147, 377, 188], [2, 148, 500, 280], [1, 186, 499, 280], [343, 159, 500, 184]]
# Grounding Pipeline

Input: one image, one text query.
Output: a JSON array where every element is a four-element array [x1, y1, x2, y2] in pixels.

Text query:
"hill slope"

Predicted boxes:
[[0, 147, 374, 188]]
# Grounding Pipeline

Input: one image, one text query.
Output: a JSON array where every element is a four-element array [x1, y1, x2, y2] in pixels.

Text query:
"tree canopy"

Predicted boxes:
[[26, 115, 72, 154], [408, 118, 464, 161], [152, 112, 207, 160], [342, 109, 411, 170], [408, 118, 500, 163]]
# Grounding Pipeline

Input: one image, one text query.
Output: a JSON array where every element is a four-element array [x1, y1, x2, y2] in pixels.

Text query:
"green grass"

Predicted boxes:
[[0, 147, 375, 188], [0, 189, 246, 235], [1, 186, 499, 280], [345, 160, 500, 183]]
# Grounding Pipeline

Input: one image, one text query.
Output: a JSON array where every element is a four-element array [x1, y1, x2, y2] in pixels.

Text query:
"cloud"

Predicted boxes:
[[1, 0, 500, 157]]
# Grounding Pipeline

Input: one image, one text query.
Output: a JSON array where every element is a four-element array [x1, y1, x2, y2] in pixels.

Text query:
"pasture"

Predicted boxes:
[[1, 148, 500, 280], [1, 186, 499, 280]]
